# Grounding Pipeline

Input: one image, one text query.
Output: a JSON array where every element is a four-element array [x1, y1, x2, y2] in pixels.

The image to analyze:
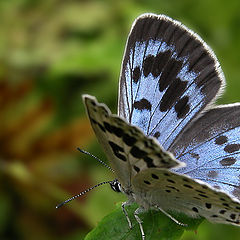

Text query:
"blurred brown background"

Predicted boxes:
[[1, 0, 240, 239]]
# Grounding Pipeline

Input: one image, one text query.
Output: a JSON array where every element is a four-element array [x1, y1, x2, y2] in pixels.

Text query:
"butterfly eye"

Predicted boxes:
[[109, 179, 122, 193]]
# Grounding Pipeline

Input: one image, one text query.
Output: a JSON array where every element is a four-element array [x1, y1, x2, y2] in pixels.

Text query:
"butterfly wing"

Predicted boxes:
[[118, 13, 225, 150], [83, 95, 183, 189], [169, 103, 240, 200], [132, 168, 240, 225]]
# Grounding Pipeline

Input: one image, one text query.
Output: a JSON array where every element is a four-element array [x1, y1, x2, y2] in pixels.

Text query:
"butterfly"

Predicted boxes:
[[83, 14, 240, 239]]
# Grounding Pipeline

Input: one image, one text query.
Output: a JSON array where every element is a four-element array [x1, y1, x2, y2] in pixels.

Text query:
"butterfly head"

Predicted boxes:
[[109, 179, 122, 193]]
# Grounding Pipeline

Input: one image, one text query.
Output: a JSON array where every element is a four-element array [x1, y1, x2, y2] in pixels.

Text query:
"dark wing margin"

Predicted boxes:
[[170, 103, 240, 201], [118, 13, 225, 150]]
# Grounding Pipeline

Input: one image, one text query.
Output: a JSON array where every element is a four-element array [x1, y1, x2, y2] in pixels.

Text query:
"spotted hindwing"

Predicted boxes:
[[132, 168, 240, 225], [118, 14, 225, 150], [170, 104, 240, 201], [83, 95, 183, 189]]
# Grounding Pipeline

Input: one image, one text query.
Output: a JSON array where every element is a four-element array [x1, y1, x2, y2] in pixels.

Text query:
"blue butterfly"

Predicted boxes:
[[59, 13, 240, 240]]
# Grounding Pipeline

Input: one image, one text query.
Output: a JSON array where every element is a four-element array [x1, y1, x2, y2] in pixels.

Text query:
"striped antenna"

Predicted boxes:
[[77, 147, 114, 172], [56, 180, 114, 209]]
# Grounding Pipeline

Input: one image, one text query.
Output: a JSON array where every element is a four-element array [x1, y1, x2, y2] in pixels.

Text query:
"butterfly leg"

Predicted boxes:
[[134, 207, 145, 240], [154, 205, 187, 227], [121, 201, 133, 229]]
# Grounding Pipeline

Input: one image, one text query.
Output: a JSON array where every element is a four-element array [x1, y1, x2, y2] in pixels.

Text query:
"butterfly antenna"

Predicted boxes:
[[56, 180, 114, 209], [77, 147, 114, 172]]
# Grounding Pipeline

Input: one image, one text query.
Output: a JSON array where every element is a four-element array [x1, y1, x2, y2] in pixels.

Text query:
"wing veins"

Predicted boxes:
[[123, 60, 132, 119], [146, 25, 186, 135], [146, 28, 203, 136], [196, 178, 240, 188], [178, 127, 240, 160], [182, 151, 240, 175], [148, 77, 201, 142], [177, 108, 233, 158]]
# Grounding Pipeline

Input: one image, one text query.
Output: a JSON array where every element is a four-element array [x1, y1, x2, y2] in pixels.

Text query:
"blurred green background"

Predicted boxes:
[[1, 0, 240, 239]]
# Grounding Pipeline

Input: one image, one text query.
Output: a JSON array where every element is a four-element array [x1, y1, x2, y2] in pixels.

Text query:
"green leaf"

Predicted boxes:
[[84, 203, 204, 240]]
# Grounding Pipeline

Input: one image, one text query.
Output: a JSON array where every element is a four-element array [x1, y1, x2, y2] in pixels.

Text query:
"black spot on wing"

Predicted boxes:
[[152, 51, 172, 77], [207, 170, 218, 178], [166, 185, 179, 192], [143, 157, 156, 168], [103, 122, 113, 133], [215, 135, 228, 145], [143, 139, 155, 149], [220, 157, 236, 166], [104, 122, 124, 137], [108, 141, 127, 162], [158, 58, 183, 92], [198, 194, 208, 198], [219, 210, 226, 214], [220, 197, 227, 202], [98, 123, 106, 132], [134, 165, 140, 172], [160, 78, 187, 112], [192, 207, 199, 213], [144, 180, 151, 185], [122, 134, 137, 146], [164, 172, 171, 177], [130, 146, 147, 158], [90, 117, 98, 125], [174, 96, 190, 118], [193, 197, 201, 200], [205, 203, 212, 209], [153, 131, 160, 139], [111, 126, 123, 137], [195, 189, 206, 194], [224, 144, 240, 153], [133, 66, 141, 83], [143, 50, 176, 78], [222, 203, 230, 207], [134, 98, 152, 111], [167, 179, 175, 183], [143, 55, 154, 77], [90, 99, 96, 106], [151, 173, 159, 179], [90, 118, 106, 133], [182, 178, 190, 183]]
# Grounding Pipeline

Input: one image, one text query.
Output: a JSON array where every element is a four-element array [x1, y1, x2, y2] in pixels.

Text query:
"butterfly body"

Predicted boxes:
[[83, 13, 240, 239]]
